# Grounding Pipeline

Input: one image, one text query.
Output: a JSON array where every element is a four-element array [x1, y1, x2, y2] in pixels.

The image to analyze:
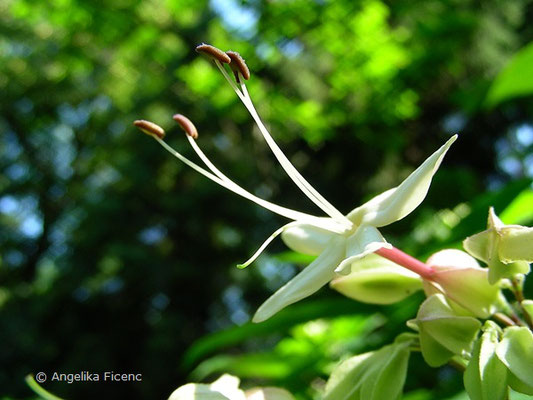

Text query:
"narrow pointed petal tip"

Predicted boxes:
[[252, 237, 345, 323], [134, 120, 165, 139], [348, 134, 458, 227], [226, 51, 250, 81], [195, 43, 231, 64], [173, 114, 198, 139]]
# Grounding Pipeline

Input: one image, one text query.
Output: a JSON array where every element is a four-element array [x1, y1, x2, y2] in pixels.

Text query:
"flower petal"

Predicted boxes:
[[335, 225, 392, 274], [245, 387, 295, 400], [211, 375, 246, 400], [168, 375, 246, 400], [347, 135, 457, 227], [281, 222, 337, 255], [168, 383, 231, 400], [252, 236, 345, 322]]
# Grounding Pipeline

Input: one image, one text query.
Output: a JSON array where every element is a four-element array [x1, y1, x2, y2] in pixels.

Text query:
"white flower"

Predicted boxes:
[[168, 374, 294, 400], [136, 44, 457, 323]]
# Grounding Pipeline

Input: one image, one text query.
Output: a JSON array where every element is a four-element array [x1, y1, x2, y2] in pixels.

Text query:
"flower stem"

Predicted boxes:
[[493, 312, 516, 327], [375, 247, 435, 280], [512, 277, 533, 330]]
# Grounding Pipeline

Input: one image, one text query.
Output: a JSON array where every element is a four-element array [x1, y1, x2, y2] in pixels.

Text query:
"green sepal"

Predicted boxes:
[[507, 372, 533, 395], [463, 208, 532, 284], [424, 267, 504, 318], [324, 337, 413, 400], [411, 294, 481, 367], [463, 321, 507, 400], [496, 327, 533, 390]]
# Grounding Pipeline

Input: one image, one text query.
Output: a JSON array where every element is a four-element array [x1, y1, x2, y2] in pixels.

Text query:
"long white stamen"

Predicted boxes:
[[155, 137, 346, 233], [237, 222, 299, 269], [240, 80, 352, 224], [184, 135, 346, 232], [215, 61, 352, 230]]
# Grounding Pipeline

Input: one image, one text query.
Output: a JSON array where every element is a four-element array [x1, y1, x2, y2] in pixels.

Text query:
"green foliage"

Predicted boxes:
[[486, 41, 533, 107], [1, 0, 532, 398]]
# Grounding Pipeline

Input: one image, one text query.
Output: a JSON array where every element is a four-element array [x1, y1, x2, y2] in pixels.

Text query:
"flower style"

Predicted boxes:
[[135, 44, 457, 323]]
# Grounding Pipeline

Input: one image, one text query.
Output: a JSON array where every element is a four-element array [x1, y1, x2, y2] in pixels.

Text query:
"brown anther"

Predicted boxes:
[[134, 120, 165, 139], [195, 44, 231, 64], [226, 51, 250, 81], [173, 114, 198, 139]]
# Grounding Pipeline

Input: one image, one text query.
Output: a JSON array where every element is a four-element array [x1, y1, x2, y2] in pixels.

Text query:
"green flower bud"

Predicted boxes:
[[324, 336, 413, 400], [330, 254, 422, 304], [423, 249, 505, 318], [495, 327, 533, 394], [409, 294, 481, 367], [464, 321, 507, 400], [463, 208, 531, 284]]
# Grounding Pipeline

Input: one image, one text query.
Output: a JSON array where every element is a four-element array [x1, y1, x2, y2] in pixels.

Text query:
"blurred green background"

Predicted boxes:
[[1, 0, 533, 399]]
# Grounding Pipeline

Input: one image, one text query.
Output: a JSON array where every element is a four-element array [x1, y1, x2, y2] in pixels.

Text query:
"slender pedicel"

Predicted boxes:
[[195, 44, 231, 64], [226, 51, 250, 81], [134, 120, 165, 139], [213, 60, 352, 229], [375, 247, 435, 280]]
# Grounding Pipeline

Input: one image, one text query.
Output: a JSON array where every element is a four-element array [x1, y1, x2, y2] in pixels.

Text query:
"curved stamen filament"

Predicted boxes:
[[214, 60, 352, 230], [155, 137, 346, 233], [237, 222, 299, 269], [240, 81, 352, 224]]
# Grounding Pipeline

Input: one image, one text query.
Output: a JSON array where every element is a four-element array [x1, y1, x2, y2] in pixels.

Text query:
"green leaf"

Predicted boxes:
[[500, 189, 533, 225], [181, 298, 376, 369], [485, 41, 533, 107]]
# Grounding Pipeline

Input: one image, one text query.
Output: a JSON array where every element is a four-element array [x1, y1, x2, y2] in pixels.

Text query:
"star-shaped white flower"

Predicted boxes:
[[136, 44, 457, 323]]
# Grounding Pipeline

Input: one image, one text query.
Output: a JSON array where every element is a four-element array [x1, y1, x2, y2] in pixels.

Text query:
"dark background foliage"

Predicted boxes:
[[1, 0, 532, 398]]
